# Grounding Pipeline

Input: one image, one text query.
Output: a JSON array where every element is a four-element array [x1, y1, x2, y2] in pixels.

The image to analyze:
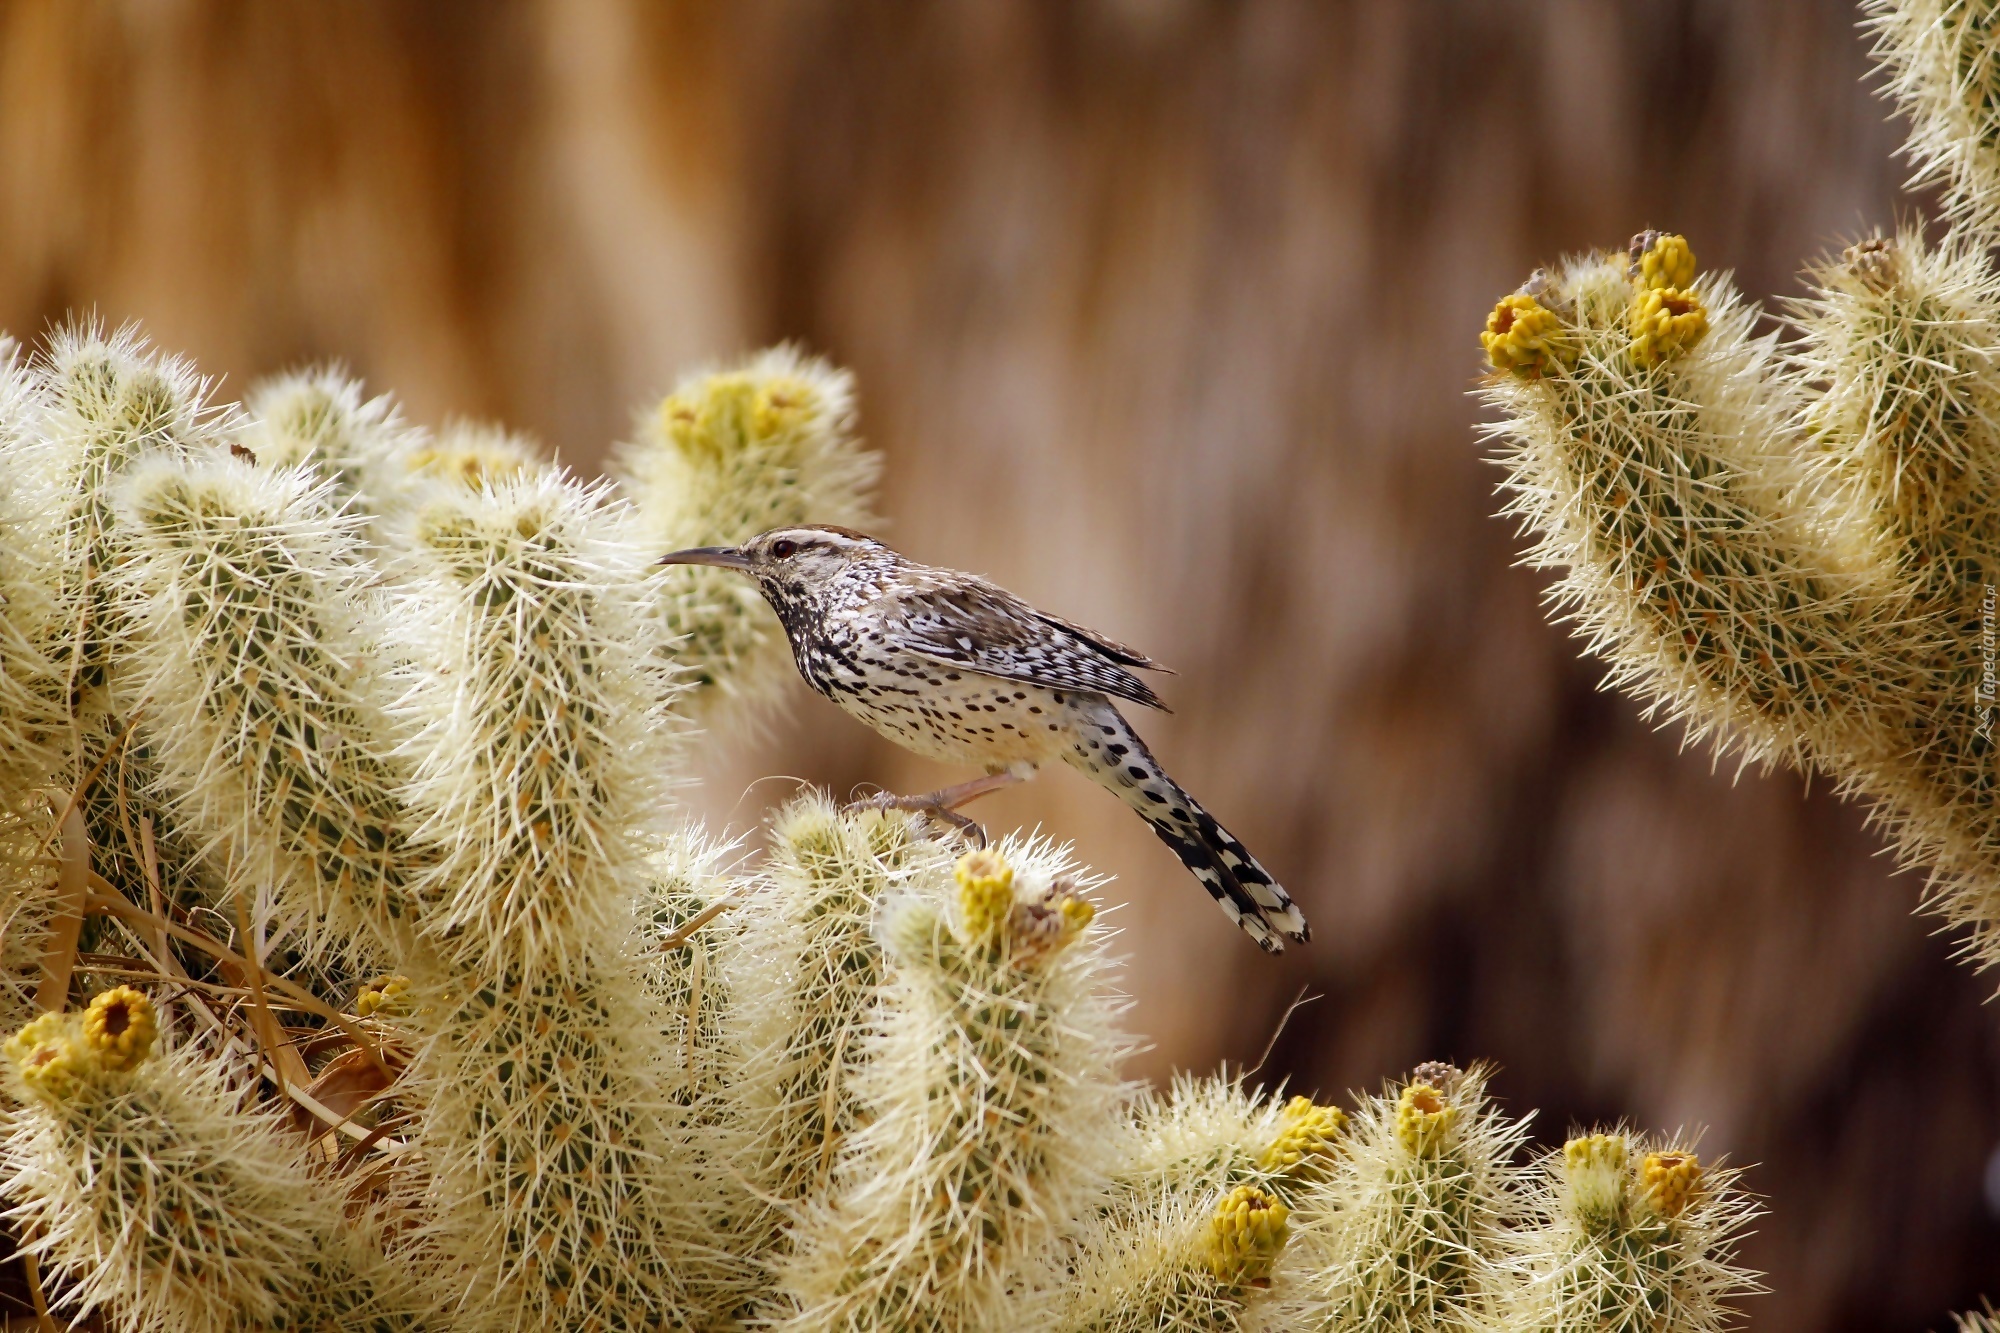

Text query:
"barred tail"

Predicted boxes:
[[1062, 702, 1308, 953]]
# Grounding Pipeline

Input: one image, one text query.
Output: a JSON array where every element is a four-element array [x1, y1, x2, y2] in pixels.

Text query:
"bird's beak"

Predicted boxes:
[[657, 546, 755, 572]]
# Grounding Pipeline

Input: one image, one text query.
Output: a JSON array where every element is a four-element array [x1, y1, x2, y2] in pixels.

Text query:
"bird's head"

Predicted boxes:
[[657, 525, 895, 606]]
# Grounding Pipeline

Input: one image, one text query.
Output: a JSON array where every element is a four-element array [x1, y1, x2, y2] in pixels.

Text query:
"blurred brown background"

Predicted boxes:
[[0, 1, 1992, 1327]]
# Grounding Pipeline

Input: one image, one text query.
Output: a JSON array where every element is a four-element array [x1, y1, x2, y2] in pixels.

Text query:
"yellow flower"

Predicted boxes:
[[1631, 231, 1697, 290], [1482, 293, 1576, 378], [1562, 1132, 1630, 1226], [6, 1014, 93, 1101], [1628, 286, 1709, 368], [1639, 1150, 1704, 1220], [954, 848, 1016, 949], [1204, 1184, 1290, 1286], [1260, 1095, 1347, 1180], [82, 986, 158, 1072], [1394, 1082, 1457, 1156], [356, 975, 412, 1019]]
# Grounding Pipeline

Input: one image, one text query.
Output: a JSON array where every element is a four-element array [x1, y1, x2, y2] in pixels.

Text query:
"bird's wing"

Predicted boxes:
[[1025, 606, 1173, 672], [884, 578, 1170, 711]]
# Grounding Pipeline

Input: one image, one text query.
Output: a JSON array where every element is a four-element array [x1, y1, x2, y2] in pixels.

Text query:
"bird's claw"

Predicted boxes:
[[843, 791, 990, 848]]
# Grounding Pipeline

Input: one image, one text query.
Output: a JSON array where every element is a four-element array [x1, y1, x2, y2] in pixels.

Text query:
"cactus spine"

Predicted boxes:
[[113, 455, 420, 960], [1055, 1081, 1340, 1333], [1281, 1067, 1528, 1333], [392, 474, 719, 1330]]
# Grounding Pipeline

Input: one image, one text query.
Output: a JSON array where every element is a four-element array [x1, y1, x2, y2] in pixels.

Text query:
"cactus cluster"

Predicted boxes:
[[1478, 1, 2000, 973], [0, 321, 1758, 1330]]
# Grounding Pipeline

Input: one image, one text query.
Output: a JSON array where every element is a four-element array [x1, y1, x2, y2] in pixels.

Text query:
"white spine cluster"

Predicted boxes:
[[1481, 253, 1891, 772], [1867, 0, 2000, 233], [726, 796, 952, 1225], [1057, 1078, 1306, 1333], [0, 338, 65, 1027], [1787, 227, 2000, 952], [237, 367, 413, 510]]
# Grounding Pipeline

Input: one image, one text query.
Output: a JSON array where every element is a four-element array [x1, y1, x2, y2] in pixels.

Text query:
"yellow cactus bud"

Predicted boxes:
[[1204, 1184, 1290, 1286], [1627, 286, 1709, 368], [954, 847, 1016, 949], [1562, 1132, 1630, 1226], [405, 441, 533, 491], [1631, 231, 1697, 290], [1842, 236, 1904, 295], [1639, 1150, 1704, 1220], [356, 975, 411, 1019], [81, 986, 158, 1072], [1000, 874, 1097, 964], [1482, 293, 1576, 378], [1394, 1082, 1457, 1156], [751, 375, 822, 439], [659, 370, 827, 456], [1260, 1095, 1347, 1180], [1057, 892, 1096, 935], [6, 1014, 92, 1101]]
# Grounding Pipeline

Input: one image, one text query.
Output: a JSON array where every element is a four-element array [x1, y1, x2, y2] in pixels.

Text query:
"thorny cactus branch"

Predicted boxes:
[[2, 987, 425, 1331], [1479, 4, 2000, 971], [775, 842, 1131, 1332], [1499, 1131, 1760, 1333], [1279, 1065, 1533, 1333], [113, 454, 421, 962]]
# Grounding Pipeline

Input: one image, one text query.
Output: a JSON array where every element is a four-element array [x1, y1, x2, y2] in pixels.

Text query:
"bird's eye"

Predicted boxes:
[[770, 539, 799, 559]]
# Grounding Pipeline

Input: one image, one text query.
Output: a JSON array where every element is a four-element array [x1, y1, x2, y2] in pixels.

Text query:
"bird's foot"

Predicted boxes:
[[844, 790, 990, 846], [842, 768, 1032, 848]]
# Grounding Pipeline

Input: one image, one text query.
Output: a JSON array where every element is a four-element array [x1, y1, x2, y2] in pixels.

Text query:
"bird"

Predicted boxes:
[[658, 524, 1309, 953]]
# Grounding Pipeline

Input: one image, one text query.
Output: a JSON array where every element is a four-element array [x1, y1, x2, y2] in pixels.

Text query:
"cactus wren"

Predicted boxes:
[[659, 525, 1309, 953]]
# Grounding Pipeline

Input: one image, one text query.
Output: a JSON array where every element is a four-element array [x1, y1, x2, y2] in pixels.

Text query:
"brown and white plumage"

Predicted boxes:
[[658, 524, 1309, 953]]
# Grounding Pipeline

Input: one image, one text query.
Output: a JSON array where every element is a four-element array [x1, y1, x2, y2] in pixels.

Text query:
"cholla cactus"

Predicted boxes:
[[1867, 0, 2000, 233], [236, 367, 413, 508], [112, 454, 417, 960], [1500, 1131, 1759, 1333], [0, 322, 1758, 1332], [389, 473, 725, 1330], [1055, 1080, 1338, 1332], [29, 327, 232, 937], [1, 987, 423, 1331], [1477, 1, 2000, 970], [724, 794, 949, 1258], [616, 346, 878, 731], [776, 842, 1130, 1331], [1282, 1066, 1529, 1333]]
